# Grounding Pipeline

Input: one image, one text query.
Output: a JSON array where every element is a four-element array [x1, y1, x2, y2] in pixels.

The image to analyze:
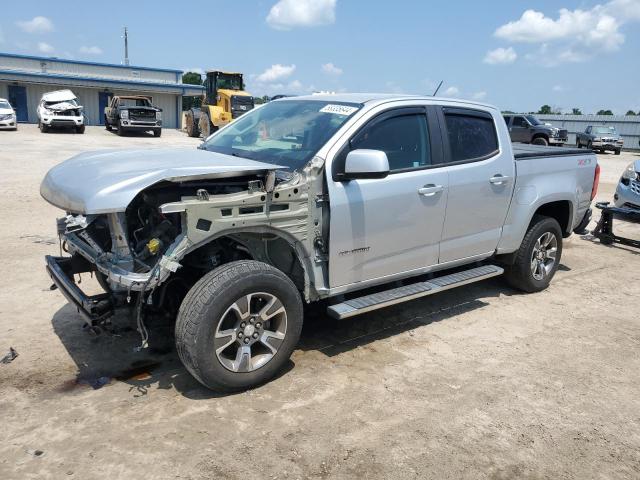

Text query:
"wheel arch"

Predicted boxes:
[[531, 200, 573, 237], [179, 226, 318, 302]]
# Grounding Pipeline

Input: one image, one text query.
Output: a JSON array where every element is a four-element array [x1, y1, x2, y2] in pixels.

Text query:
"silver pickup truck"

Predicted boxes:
[[41, 94, 599, 391]]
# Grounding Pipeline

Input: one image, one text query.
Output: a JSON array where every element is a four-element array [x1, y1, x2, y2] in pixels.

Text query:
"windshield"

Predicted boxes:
[[593, 126, 616, 135], [217, 74, 243, 91], [525, 115, 543, 126], [119, 98, 151, 107], [0, 101, 10, 109], [201, 100, 361, 171]]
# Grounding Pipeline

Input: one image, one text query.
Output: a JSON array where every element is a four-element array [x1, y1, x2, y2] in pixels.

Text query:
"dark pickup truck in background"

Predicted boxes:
[[503, 114, 568, 147], [104, 95, 162, 137], [576, 125, 623, 155]]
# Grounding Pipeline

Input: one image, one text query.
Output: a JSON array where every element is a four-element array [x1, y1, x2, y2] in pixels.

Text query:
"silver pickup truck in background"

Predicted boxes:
[[41, 94, 599, 391]]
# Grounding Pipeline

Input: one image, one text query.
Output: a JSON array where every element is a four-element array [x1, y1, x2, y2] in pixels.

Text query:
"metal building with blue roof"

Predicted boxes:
[[0, 52, 204, 129]]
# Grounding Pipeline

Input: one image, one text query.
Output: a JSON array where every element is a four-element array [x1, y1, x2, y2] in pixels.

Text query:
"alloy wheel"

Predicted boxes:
[[214, 292, 288, 373]]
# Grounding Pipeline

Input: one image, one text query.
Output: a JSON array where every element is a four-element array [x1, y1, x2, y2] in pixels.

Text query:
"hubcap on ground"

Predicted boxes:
[[213, 292, 287, 373], [530, 232, 558, 281]]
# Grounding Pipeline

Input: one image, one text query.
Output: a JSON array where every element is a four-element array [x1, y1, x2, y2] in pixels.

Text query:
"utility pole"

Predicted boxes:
[[123, 27, 129, 66]]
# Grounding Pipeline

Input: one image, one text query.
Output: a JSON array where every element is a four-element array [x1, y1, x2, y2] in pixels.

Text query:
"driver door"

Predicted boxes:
[[326, 107, 448, 288]]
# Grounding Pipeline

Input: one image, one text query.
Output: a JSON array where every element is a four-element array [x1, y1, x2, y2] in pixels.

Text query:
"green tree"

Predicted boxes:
[[597, 109, 614, 115], [182, 71, 203, 111], [571, 108, 582, 115], [625, 110, 637, 116], [538, 105, 552, 114]]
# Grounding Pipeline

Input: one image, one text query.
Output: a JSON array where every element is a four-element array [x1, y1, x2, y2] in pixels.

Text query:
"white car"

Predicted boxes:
[[0, 98, 17, 130], [37, 90, 85, 133]]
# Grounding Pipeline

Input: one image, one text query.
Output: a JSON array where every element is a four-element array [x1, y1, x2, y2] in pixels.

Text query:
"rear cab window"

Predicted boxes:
[[442, 108, 499, 163]]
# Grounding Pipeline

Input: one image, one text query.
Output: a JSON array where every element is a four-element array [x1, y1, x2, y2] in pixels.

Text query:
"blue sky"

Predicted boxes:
[[2, 0, 639, 114]]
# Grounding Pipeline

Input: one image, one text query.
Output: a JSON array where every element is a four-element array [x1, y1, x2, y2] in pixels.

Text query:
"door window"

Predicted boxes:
[[351, 114, 430, 171], [444, 111, 499, 162], [512, 116, 527, 128]]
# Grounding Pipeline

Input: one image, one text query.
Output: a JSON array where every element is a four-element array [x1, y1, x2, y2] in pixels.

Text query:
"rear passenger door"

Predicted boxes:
[[437, 107, 515, 263]]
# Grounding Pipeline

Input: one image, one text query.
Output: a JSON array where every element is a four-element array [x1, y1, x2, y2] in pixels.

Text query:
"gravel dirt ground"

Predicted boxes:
[[1, 125, 639, 480]]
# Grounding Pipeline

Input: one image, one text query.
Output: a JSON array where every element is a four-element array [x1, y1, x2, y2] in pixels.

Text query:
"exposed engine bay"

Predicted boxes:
[[51, 160, 325, 338]]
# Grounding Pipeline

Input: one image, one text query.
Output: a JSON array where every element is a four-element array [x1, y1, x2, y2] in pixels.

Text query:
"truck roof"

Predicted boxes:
[[114, 95, 152, 100], [283, 93, 497, 110]]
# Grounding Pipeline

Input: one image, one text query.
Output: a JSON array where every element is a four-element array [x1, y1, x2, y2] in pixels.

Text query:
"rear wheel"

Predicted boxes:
[[576, 139, 582, 148], [532, 136, 548, 146], [176, 261, 303, 392], [504, 215, 563, 293]]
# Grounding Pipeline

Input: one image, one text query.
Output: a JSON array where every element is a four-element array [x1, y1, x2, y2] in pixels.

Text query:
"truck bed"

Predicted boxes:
[[512, 143, 585, 160]]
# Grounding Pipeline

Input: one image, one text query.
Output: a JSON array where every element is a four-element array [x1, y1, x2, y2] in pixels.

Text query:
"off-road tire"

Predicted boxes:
[[186, 111, 199, 138], [153, 128, 161, 137], [176, 260, 303, 392], [504, 215, 563, 293], [532, 137, 548, 146]]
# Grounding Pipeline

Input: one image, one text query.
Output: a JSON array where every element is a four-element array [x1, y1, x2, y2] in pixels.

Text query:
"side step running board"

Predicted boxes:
[[326, 265, 504, 320]]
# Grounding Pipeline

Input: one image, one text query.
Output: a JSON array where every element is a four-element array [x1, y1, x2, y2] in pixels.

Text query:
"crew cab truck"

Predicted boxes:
[[104, 95, 162, 137], [503, 114, 568, 146], [41, 94, 599, 392], [576, 125, 623, 154]]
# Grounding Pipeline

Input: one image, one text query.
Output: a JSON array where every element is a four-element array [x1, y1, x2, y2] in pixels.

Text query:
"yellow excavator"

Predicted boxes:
[[185, 70, 254, 138]]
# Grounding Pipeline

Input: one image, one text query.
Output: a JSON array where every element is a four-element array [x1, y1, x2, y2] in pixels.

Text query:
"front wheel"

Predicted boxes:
[[117, 121, 126, 136], [76, 125, 85, 134], [176, 261, 303, 392], [532, 137, 549, 146], [615, 149, 621, 155], [504, 215, 563, 293], [153, 128, 161, 137]]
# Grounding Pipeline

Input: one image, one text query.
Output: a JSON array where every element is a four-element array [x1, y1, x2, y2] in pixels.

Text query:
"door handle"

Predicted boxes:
[[489, 175, 510, 185], [417, 184, 444, 196]]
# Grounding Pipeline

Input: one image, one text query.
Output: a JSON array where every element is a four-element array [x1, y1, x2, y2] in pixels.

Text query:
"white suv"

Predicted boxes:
[[37, 90, 85, 134]]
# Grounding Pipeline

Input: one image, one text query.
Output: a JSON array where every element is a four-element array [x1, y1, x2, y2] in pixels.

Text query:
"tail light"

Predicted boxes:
[[591, 163, 600, 200]]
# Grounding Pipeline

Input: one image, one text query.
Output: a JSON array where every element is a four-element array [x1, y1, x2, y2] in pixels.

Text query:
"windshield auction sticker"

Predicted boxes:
[[319, 104, 358, 116]]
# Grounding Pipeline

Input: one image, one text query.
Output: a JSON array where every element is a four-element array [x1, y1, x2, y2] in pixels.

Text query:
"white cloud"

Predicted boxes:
[[472, 91, 487, 101], [267, 0, 336, 30], [37, 42, 54, 54], [251, 79, 310, 96], [256, 64, 296, 82], [493, 1, 640, 65], [443, 86, 460, 97], [321, 62, 343, 75], [483, 47, 517, 65], [79, 46, 103, 55], [17, 16, 54, 34]]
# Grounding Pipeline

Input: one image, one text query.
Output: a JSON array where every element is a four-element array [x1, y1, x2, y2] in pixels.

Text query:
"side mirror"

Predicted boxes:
[[343, 149, 389, 180]]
